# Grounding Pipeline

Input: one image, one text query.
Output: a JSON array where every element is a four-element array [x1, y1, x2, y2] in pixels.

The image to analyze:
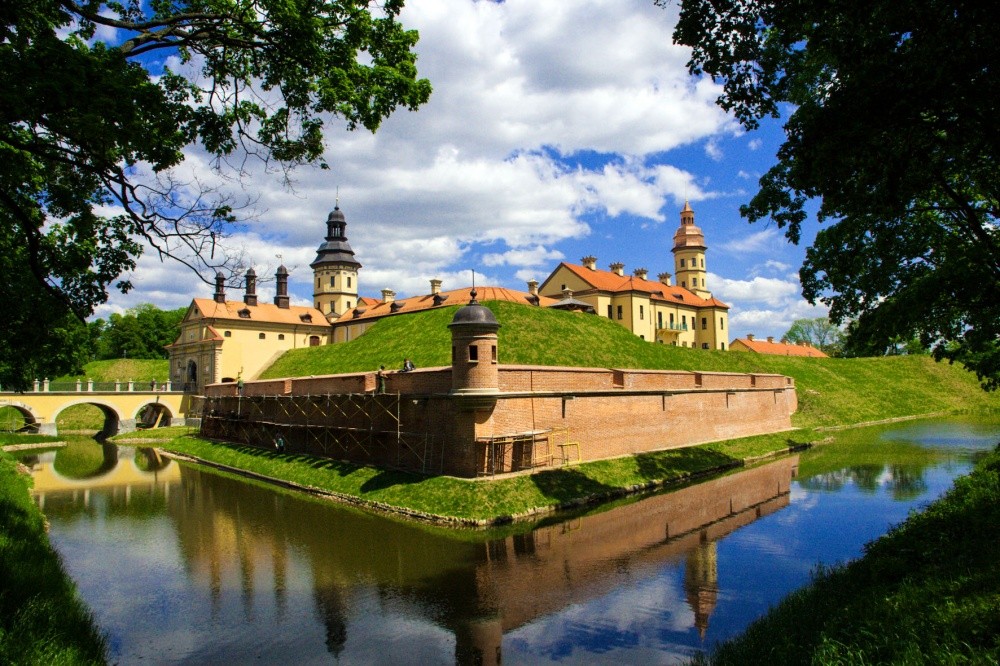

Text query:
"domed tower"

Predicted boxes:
[[311, 205, 361, 318], [448, 290, 501, 410], [672, 201, 711, 298]]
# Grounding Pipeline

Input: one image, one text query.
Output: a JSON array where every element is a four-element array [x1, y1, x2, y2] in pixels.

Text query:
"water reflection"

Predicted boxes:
[[22, 415, 1000, 664]]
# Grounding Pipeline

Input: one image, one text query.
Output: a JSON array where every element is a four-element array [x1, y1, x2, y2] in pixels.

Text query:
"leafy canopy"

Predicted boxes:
[[0, 0, 430, 388], [783, 317, 844, 356], [670, 0, 1000, 388]]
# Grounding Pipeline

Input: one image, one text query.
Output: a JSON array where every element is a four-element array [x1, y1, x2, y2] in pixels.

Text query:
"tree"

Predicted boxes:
[[783, 318, 844, 356], [1, 0, 431, 388], [670, 0, 1000, 389], [93, 304, 186, 360]]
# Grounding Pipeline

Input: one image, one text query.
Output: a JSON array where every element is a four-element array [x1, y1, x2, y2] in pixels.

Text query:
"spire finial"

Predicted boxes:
[[335, 186, 340, 209], [470, 269, 478, 303]]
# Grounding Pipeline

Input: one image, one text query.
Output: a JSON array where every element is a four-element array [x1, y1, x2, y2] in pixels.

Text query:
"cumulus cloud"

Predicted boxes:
[[718, 228, 783, 255]]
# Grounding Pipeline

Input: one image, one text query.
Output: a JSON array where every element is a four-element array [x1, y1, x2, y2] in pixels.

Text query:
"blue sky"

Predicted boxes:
[[99, 0, 829, 341]]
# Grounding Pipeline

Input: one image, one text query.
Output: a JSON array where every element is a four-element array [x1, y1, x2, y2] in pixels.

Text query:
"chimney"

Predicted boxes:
[[527, 279, 539, 296], [562, 287, 573, 299], [767, 336, 774, 343], [214, 271, 226, 303], [747, 334, 755, 341], [658, 271, 672, 286], [274, 265, 290, 308], [430, 278, 442, 295], [243, 268, 257, 306], [633, 267, 648, 281], [582, 255, 597, 270], [609, 262, 625, 277], [381, 288, 395, 303]]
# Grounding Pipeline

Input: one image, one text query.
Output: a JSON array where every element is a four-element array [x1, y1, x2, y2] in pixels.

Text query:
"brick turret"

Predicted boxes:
[[448, 289, 500, 410]]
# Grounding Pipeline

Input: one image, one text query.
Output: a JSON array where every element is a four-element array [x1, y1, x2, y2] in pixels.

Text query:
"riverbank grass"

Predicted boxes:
[[699, 443, 1000, 665], [0, 449, 107, 664], [160, 429, 813, 523]]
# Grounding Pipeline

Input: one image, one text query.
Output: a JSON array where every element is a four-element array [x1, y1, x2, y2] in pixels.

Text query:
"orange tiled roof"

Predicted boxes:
[[188, 298, 330, 327], [549, 262, 729, 309], [733, 337, 829, 357], [333, 286, 558, 325]]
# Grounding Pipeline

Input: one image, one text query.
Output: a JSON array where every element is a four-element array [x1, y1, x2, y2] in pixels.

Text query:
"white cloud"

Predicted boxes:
[[719, 228, 782, 255], [748, 138, 763, 151]]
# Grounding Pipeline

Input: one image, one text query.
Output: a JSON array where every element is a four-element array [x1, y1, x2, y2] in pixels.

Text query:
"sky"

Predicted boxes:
[[97, 0, 830, 341]]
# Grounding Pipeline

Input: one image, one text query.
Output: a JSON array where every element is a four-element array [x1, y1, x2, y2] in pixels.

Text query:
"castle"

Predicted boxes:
[[168, 202, 729, 392]]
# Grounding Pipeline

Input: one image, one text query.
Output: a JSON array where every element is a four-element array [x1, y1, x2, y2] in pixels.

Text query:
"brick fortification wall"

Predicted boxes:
[[202, 365, 796, 477]]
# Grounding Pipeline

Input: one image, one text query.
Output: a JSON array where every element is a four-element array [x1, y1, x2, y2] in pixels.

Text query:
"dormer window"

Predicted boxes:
[[390, 301, 402, 313], [238, 308, 251, 318], [433, 293, 449, 306], [299, 314, 313, 323]]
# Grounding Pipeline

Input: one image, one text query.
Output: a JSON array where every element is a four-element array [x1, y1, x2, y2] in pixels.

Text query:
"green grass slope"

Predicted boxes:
[[261, 301, 998, 429], [55, 359, 169, 383]]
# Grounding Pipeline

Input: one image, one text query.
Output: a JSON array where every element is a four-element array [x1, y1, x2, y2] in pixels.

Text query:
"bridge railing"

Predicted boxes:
[[20, 379, 182, 393]]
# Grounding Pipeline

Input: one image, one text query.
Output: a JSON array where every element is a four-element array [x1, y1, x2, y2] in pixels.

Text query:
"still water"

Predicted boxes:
[[21, 415, 1000, 665]]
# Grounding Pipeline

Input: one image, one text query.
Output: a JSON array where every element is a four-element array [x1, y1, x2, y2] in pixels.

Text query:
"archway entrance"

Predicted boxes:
[[137, 403, 173, 429], [186, 360, 198, 392], [0, 404, 38, 433]]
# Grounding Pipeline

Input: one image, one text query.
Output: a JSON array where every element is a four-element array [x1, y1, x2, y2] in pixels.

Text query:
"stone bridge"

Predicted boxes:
[[0, 382, 196, 436]]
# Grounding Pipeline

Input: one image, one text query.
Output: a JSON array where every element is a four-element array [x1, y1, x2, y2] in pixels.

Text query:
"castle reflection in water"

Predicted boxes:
[[28, 446, 796, 664]]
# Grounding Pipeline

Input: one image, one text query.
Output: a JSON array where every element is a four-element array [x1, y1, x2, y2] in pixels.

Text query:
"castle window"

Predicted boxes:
[[278, 334, 285, 340], [680, 258, 686, 267], [492, 345, 497, 363], [259, 333, 266, 339], [681, 281, 686, 288], [330, 302, 336, 313], [346, 301, 351, 309], [607, 304, 613, 318], [561, 284, 566, 291], [330, 276, 335, 287], [670, 313, 675, 325], [469, 345, 478, 362], [658, 312, 663, 328], [702, 342, 709, 349], [639, 305, 644, 320], [701, 259, 704, 268], [316, 278, 320, 288], [347, 277, 352, 288], [692, 278, 698, 287], [720, 318, 725, 329], [617, 305, 623, 320], [224, 331, 231, 338], [721, 342, 726, 350], [702, 317, 707, 330], [310, 336, 320, 346]]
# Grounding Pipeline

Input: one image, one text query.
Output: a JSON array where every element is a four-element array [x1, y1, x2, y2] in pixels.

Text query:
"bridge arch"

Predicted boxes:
[[0, 401, 40, 432], [132, 401, 174, 429], [51, 400, 125, 439]]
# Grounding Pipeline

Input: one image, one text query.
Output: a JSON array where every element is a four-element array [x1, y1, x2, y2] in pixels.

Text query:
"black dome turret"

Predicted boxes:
[[310, 205, 361, 269]]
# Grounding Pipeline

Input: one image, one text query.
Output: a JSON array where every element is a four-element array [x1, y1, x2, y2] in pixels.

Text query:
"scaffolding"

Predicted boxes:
[[201, 392, 443, 474], [476, 429, 555, 476]]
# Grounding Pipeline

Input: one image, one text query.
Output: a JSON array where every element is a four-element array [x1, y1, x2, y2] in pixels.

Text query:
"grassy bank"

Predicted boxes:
[[54, 359, 168, 383], [261, 301, 997, 429], [159, 429, 814, 524], [699, 443, 1000, 665], [0, 450, 107, 664]]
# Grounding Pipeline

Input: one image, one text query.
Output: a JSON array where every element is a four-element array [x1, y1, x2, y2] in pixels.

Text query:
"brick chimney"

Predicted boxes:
[[381, 288, 395, 303], [767, 336, 774, 343], [582, 255, 597, 270], [747, 334, 755, 341], [213, 271, 226, 303], [658, 272, 672, 286], [274, 265, 290, 308], [243, 268, 257, 306], [609, 262, 625, 276], [430, 278, 442, 295], [633, 267, 648, 281]]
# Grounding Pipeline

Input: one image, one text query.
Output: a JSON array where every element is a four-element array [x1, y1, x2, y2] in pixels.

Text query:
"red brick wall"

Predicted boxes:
[[202, 365, 797, 477]]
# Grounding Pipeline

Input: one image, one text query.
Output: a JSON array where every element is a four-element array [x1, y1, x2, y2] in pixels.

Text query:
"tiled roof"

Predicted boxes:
[[333, 286, 558, 325], [548, 263, 729, 309], [733, 337, 829, 357], [188, 298, 330, 327]]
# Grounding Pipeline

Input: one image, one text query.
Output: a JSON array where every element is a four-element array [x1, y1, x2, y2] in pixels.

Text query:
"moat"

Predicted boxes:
[[19, 414, 1000, 664]]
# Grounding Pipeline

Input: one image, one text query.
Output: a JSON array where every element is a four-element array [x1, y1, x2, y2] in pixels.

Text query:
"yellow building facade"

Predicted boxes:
[[538, 203, 730, 349], [167, 270, 330, 393]]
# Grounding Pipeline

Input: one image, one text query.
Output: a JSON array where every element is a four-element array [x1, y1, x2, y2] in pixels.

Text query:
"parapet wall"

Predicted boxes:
[[203, 365, 797, 477]]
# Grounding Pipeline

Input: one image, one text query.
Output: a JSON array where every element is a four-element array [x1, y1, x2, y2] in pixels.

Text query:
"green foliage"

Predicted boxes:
[[54, 405, 106, 433], [704, 444, 1000, 665], [783, 317, 844, 356], [0, 450, 108, 663], [90, 303, 186, 360], [670, 0, 1000, 389], [262, 301, 1000, 428], [1, 0, 431, 388]]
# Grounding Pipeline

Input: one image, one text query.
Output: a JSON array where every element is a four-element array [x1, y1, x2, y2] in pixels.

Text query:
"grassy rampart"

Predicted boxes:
[[698, 443, 1000, 665], [54, 359, 168, 383], [0, 450, 107, 664], [261, 301, 996, 429]]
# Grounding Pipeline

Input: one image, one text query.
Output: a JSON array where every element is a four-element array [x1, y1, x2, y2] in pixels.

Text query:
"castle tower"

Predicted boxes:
[[448, 290, 501, 410], [311, 205, 361, 318], [672, 201, 711, 298]]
